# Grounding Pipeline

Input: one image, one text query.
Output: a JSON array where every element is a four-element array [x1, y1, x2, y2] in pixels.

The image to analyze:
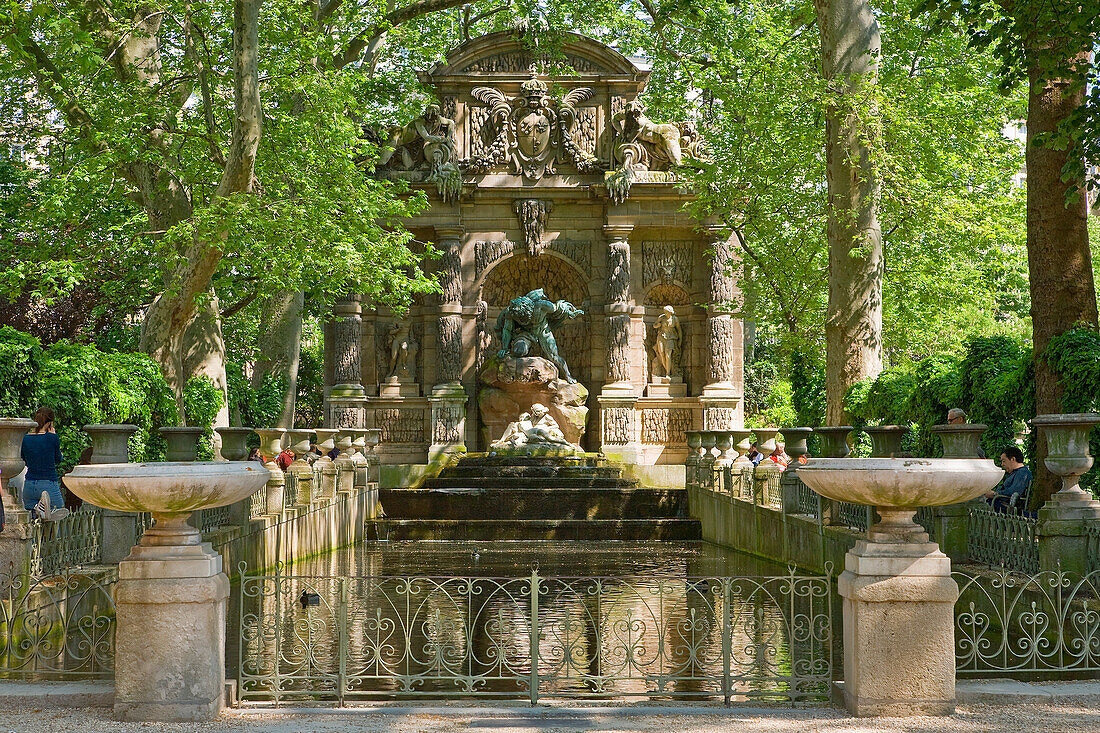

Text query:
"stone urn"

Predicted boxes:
[[254, 428, 285, 462], [85, 424, 139, 464], [1032, 413, 1100, 574], [285, 429, 314, 456], [730, 429, 753, 467], [752, 427, 779, 455], [814, 426, 852, 458], [930, 423, 987, 459], [314, 428, 339, 453], [798, 457, 1003, 717], [781, 427, 814, 463], [686, 430, 702, 461], [700, 430, 718, 461], [215, 427, 253, 461], [714, 431, 734, 467], [0, 418, 36, 515], [335, 430, 355, 457], [864, 425, 910, 457], [1032, 412, 1100, 497], [65, 461, 270, 722], [159, 427, 205, 462]]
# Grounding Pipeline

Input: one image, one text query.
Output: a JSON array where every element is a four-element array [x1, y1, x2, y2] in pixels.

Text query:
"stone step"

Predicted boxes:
[[441, 464, 625, 479], [366, 519, 702, 542], [453, 455, 613, 468], [381, 487, 686, 520], [422, 476, 637, 490]]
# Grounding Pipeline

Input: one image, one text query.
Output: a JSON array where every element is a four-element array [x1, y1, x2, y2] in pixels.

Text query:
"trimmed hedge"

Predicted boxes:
[[1, 327, 178, 470]]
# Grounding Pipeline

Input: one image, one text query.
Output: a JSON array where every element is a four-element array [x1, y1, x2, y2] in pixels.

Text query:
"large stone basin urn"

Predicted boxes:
[[0, 418, 36, 515], [798, 457, 1003, 717], [65, 461, 270, 722]]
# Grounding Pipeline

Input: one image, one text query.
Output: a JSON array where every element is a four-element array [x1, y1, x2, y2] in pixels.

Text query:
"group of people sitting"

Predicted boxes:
[[745, 441, 796, 469]]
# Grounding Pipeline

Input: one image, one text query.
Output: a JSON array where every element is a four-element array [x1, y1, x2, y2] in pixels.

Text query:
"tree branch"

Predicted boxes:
[[332, 0, 473, 69]]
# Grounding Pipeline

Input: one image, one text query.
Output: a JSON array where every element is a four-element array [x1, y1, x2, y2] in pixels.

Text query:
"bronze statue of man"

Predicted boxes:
[[495, 288, 584, 383]]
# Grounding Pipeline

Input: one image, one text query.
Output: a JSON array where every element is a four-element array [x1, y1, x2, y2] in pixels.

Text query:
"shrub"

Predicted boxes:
[[0, 326, 44, 416], [183, 375, 225, 460]]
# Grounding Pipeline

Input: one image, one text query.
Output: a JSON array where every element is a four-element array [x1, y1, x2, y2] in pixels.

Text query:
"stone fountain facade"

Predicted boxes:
[[322, 31, 744, 469]]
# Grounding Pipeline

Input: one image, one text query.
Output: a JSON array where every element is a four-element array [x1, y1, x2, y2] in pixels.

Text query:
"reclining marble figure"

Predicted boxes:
[[491, 404, 580, 451]]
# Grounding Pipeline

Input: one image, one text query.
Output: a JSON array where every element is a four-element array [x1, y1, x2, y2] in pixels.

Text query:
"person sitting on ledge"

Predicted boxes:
[[276, 446, 295, 472], [769, 442, 791, 469], [984, 445, 1032, 513]]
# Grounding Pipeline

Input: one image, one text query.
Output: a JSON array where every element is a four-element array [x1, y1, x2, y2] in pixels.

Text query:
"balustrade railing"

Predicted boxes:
[[197, 505, 232, 533], [967, 502, 1039, 575], [28, 505, 103, 577]]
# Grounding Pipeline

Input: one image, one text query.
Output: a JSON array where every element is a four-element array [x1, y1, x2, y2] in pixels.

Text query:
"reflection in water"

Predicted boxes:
[[232, 541, 833, 704]]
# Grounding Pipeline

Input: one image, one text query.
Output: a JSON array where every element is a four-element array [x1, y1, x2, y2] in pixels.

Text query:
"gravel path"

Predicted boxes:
[[1, 702, 1098, 733]]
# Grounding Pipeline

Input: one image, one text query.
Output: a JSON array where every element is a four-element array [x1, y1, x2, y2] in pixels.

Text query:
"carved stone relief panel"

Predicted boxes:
[[549, 238, 591, 273], [330, 405, 366, 429], [481, 254, 587, 308], [572, 107, 598, 156], [440, 95, 457, 123], [606, 314, 631, 383], [460, 52, 602, 73], [644, 283, 691, 306], [475, 240, 516, 278], [704, 407, 738, 431], [641, 408, 693, 445], [469, 105, 493, 159], [437, 315, 463, 383], [602, 407, 633, 445], [643, 240, 693, 288], [376, 408, 426, 444], [332, 316, 362, 385], [433, 404, 464, 443]]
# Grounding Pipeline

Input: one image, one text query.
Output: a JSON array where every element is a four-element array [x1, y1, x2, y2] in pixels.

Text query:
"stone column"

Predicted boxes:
[[599, 224, 639, 458], [327, 297, 367, 429], [701, 226, 743, 430], [429, 224, 468, 461]]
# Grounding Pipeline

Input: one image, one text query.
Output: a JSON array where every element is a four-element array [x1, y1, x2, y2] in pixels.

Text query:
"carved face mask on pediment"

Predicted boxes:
[[517, 110, 552, 159]]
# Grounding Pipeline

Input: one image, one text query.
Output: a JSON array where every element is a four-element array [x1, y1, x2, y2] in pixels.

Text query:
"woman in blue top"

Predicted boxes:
[[21, 407, 66, 519]]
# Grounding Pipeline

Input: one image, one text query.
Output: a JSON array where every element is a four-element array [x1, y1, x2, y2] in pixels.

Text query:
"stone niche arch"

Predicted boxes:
[[478, 253, 591, 385]]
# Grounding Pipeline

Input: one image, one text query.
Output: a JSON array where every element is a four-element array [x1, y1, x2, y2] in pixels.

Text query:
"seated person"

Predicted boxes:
[[769, 442, 791, 469], [984, 446, 1032, 512], [746, 442, 764, 465]]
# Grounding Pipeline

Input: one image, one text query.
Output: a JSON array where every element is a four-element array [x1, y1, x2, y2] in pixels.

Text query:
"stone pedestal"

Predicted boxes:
[[598, 394, 639, 461], [380, 378, 420, 398], [838, 521, 958, 717], [114, 527, 229, 721], [428, 383, 468, 461], [1038, 492, 1100, 575], [646, 378, 686, 398]]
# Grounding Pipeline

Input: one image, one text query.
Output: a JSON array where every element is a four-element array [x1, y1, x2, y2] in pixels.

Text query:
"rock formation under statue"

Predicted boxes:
[[479, 355, 588, 449]]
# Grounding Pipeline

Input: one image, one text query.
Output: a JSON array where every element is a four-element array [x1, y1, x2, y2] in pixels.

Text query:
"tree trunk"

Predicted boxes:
[[183, 292, 232, 431], [139, 0, 263, 424], [1026, 58, 1100, 505], [816, 0, 884, 425], [251, 290, 305, 428]]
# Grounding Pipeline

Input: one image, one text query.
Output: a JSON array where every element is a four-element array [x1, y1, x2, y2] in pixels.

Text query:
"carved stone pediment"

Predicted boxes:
[[468, 75, 601, 179]]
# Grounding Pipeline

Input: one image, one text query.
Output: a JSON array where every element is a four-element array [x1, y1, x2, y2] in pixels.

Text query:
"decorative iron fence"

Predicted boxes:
[[0, 566, 117, 680], [198, 505, 233, 533], [237, 568, 834, 705], [954, 567, 1100, 674], [967, 503, 1039, 575], [835, 502, 872, 532], [28, 505, 103, 577]]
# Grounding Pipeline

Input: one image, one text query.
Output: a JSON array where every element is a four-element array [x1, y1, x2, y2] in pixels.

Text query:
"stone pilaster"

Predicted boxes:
[[430, 223, 468, 459], [326, 297, 368, 429], [701, 226, 743, 430], [599, 224, 638, 458], [603, 224, 634, 391]]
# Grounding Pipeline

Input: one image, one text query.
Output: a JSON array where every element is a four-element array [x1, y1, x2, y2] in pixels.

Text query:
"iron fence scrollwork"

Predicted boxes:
[[237, 566, 834, 705]]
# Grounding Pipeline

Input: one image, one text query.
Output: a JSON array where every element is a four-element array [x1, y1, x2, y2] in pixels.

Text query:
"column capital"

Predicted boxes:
[[333, 296, 362, 318], [434, 223, 465, 240], [603, 223, 634, 241]]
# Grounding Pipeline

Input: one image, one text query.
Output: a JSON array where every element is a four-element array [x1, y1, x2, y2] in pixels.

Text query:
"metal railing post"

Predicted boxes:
[[529, 569, 540, 706], [722, 577, 732, 706], [338, 577, 348, 706]]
